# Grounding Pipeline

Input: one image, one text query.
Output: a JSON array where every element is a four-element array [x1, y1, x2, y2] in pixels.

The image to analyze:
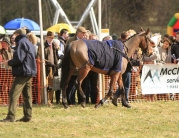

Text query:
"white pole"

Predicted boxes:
[[77, 0, 97, 28], [89, 9, 96, 34], [50, 0, 72, 26], [98, 0, 101, 40], [91, 7, 98, 35], [98, 0, 102, 100], [38, 0, 47, 104]]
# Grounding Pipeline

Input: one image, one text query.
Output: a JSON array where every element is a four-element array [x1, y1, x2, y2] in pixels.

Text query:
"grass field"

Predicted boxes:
[[0, 101, 179, 138]]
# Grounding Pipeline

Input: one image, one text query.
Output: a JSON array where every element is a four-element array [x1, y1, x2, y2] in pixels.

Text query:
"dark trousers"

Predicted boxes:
[[7, 76, 32, 120], [67, 72, 99, 105], [80, 71, 99, 104], [66, 76, 77, 105], [122, 71, 131, 102], [55, 90, 61, 104], [66, 75, 90, 105], [88, 71, 99, 104]]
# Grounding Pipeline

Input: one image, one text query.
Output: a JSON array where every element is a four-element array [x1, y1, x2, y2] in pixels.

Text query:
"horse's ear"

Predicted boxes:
[[140, 27, 144, 31], [146, 28, 150, 35]]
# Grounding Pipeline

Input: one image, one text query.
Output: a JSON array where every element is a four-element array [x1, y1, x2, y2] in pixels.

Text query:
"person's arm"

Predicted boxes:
[[143, 53, 158, 62]]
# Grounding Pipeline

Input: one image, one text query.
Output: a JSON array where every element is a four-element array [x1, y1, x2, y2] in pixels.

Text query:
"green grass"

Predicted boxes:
[[0, 101, 179, 138]]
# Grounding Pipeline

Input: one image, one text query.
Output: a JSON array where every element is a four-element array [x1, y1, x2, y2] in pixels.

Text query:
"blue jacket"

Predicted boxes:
[[8, 34, 37, 77]]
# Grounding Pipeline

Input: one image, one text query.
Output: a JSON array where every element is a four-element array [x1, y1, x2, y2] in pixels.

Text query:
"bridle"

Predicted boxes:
[[141, 35, 154, 59], [111, 33, 152, 71]]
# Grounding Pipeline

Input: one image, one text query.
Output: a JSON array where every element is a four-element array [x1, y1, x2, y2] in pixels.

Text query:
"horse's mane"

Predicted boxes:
[[123, 32, 139, 43]]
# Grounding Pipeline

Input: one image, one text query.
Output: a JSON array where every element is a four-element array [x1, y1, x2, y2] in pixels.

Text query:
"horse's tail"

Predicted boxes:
[[60, 45, 71, 89]]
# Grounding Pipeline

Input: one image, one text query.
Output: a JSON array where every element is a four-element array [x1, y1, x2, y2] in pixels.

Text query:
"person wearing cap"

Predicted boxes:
[[0, 36, 13, 60], [65, 26, 87, 105], [0, 28, 37, 122], [82, 33, 100, 104], [38, 31, 59, 106], [65, 26, 87, 50]]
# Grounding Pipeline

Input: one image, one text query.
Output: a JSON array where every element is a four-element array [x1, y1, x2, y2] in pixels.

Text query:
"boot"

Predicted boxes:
[[122, 100, 131, 108], [112, 95, 118, 106]]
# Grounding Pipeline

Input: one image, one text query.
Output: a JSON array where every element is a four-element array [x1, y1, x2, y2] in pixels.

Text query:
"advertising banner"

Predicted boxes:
[[141, 64, 179, 94]]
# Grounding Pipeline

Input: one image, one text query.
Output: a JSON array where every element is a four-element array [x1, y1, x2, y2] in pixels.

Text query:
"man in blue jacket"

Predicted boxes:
[[0, 28, 37, 122]]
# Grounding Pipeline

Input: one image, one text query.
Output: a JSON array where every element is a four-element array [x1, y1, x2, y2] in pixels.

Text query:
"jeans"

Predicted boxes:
[[122, 71, 131, 102], [114, 71, 131, 102]]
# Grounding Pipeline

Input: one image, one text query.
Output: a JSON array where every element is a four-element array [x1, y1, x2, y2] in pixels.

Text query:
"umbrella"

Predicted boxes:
[[0, 25, 6, 34], [46, 23, 76, 34], [4, 18, 40, 31]]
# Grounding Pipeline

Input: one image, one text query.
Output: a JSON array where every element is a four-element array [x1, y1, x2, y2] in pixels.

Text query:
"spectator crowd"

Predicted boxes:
[[0, 26, 179, 108]]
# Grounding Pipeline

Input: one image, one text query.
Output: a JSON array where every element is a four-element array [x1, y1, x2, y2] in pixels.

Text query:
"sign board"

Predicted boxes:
[[100, 29, 109, 41], [141, 64, 179, 94]]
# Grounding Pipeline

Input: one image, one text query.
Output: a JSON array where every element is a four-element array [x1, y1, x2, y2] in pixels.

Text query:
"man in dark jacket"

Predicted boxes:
[[0, 28, 37, 122], [171, 31, 179, 63], [65, 26, 87, 105]]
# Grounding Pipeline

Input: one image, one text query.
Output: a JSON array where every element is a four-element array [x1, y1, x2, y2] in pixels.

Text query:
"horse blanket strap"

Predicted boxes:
[[110, 46, 129, 61], [111, 45, 137, 72], [83, 39, 124, 72]]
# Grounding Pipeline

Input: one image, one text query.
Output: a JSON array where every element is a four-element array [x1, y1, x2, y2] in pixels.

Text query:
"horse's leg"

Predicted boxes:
[[75, 63, 92, 108], [95, 73, 119, 108], [112, 75, 123, 106], [112, 75, 131, 108], [62, 69, 74, 109]]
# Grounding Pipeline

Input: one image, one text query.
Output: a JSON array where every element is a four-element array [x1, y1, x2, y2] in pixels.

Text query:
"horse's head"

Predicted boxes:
[[138, 28, 153, 56], [123, 28, 155, 58]]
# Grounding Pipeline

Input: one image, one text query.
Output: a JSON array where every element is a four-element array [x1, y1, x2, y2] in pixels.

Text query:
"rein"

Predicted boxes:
[[141, 36, 151, 58], [111, 45, 136, 71], [110, 34, 150, 72], [106, 40, 135, 72]]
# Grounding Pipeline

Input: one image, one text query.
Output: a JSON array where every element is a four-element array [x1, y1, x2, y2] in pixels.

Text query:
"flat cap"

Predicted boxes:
[[77, 26, 87, 33]]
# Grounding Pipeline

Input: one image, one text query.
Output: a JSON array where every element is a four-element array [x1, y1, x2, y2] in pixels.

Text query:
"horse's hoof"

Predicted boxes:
[[112, 99, 117, 106], [62, 102, 68, 109], [94, 103, 101, 108], [81, 102, 86, 108], [112, 96, 118, 106], [100, 99, 104, 106], [122, 103, 131, 108], [94, 99, 105, 108]]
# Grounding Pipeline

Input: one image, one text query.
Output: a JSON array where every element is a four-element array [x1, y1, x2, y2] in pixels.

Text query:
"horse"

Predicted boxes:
[[60, 28, 151, 109]]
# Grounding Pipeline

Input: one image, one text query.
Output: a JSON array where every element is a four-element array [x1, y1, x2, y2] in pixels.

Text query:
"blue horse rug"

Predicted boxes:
[[83, 40, 124, 72]]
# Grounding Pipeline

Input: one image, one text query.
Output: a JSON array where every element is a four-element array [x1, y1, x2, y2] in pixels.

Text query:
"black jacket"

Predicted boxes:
[[8, 34, 37, 77], [171, 41, 179, 60]]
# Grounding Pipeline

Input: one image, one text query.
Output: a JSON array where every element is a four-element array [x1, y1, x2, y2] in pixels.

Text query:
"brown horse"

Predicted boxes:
[[60, 28, 151, 109]]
